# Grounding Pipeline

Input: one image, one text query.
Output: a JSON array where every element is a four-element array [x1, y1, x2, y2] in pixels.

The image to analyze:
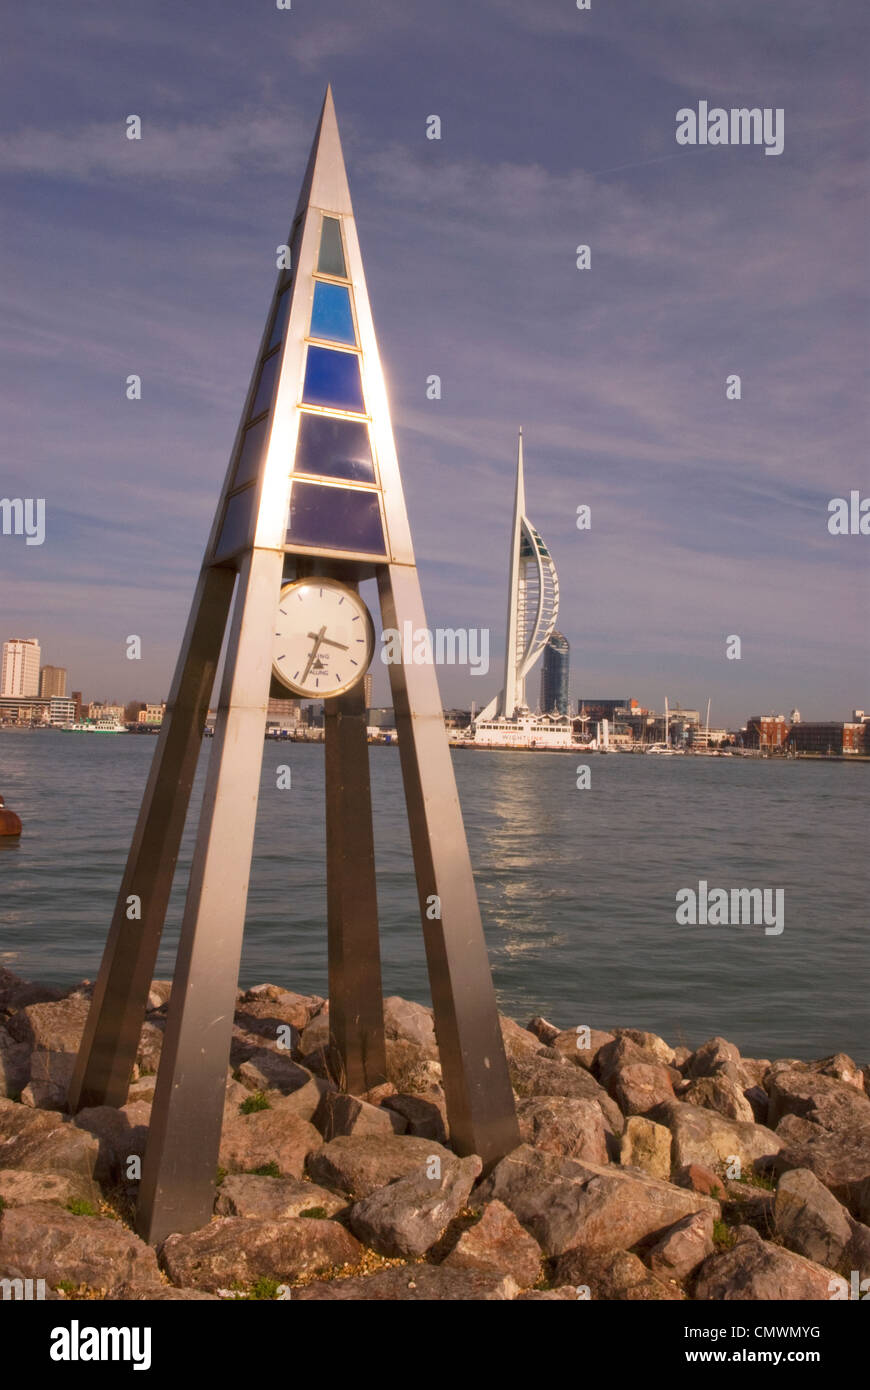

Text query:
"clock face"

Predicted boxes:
[[272, 578, 375, 698]]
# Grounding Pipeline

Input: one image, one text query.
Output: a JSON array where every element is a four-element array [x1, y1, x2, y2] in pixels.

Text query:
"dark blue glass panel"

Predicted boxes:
[[302, 346, 365, 413], [318, 216, 346, 277], [286, 481, 385, 554], [294, 412, 374, 483], [232, 416, 269, 488], [249, 349, 281, 420], [215, 488, 254, 556], [310, 281, 355, 345], [267, 287, 292, 353]]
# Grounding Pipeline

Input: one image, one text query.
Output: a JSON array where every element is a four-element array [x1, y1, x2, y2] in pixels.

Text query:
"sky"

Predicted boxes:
[[1, 0, 868, 726]]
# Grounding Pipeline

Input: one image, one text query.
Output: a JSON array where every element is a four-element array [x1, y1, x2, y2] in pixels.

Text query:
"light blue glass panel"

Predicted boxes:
[[310, 281, 356, 345], [301, 346, 365, 414]]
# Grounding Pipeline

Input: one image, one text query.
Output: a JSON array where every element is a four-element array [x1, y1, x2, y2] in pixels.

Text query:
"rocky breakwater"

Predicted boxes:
[[0, 965, 868, 1301]]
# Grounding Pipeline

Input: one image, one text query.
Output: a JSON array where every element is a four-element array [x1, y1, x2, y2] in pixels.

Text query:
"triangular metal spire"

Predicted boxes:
[[69, 91, 519, 1245]]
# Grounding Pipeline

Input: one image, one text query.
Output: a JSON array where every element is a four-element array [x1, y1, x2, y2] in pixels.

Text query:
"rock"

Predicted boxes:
[[550, 1028, 616, 1071], [305, 1135, 457, 1201], [675, 1164, 724, 1198], [161, 1216, 362, 1293], [298, 1007, 331, 1056], [694, 1228, 836, 1300], [595, 1037, 675, 1116], [509, 1054, 624, 1135], [0, 1202, 160, 1293], [219, 1110, 321, 1178], [656, 1100, 782, 1176], [443, 1200, 542, 1286], [683, 1075, 755, 1124], [294, 1265, 518, 1300], [499, 1015, 545, 1060], [526, 1017, 560, 1047], [9, 996, 92, 1061], [114, 1284, 220, 1301], [0, 1097, 64, 1144], [845, 1216, 870, 1280], [743, 1086, 769, 1124], [126, 1077, 157, 1105], [382, 1089, 448, 1143], [518, 1096, 610, 1164], [384, 1039, 440, 1092], [612, 1028, 676, 1066], [479, 1144, 718, 1259], [383, 996, 438, 1057], [0, 969, 64, 1013], [807, 1053, 866, 1093], [0, 1028, 30, 1098], [767, 1069, 870, 1133], [646, 1209, 715, 1282], [313, 1092, 406, 1141], [348, 1153, 481, 1257], [146, 979, 172, 1008], [237, 1051, 314, 1096], [773, 1168, 853, 1268], [518, 1285, 579, 1300], [557, 1247, 682, 1300], [620, 1116, 672, 1181], [236, 988, 319, 1033], [773, 1122, 870, 1222], [72, 1103, 150, 1184], [135, 1022, 163, 1077], [0, 1168, 100, 1209], [0, 1120, 98, 1183], [215, 1174, 346, 1220], [775, 1113, 821, 1145], [684, 1037, 741, 1078]]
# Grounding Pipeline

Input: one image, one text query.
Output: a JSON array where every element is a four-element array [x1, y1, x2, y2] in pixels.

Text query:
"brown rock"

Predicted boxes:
[[612, 1028, 676, 1066], [219, 1109, 321, 1178], [509, 1054, 624, 1135], [774, 1167, 853, 1268], [773, 1122, 870, 1222], [348, 1153, 481, 1256], [294, 1265, 517, 1300], [313, 1092, 406, 1140], [72, 1103, 150, 1184], [518, 1096, 610, 1164], [214, 1173, 346, 1220], [0, 1097, 64, 1144], [683, 1074, 755, 1124], [657, 1100, 782, 1175], [305, 1134, 456, 1200], [0, 1168, 100, 1209], [767, 1069, 870, 1133], [646, 1209, 715, 1282], [0, 969, 64, 1013], [620, 1116, 672, 1180], [550, 1027, 616, 1071], [383, 996, 439, 1056], [0, 1202, 160, 1292], [675, 1163, 724, 1198], [694, 1227, 837, 1300], [0, 1028, 30, 1098], [526, 1017, 561, 1047], [161, 1216, 362, 1293], [0, 1120, 98, 1183], [499, 1015, 546, 1060], [443, 1200, 542, 1286], [382, 1089, 448, 1142], [479, 1144, 718, 1258], [684, 1037, 741, 1079], [553, 1247, 681, 1300]]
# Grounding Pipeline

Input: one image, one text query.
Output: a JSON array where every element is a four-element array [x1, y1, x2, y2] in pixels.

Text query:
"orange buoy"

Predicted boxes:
[[0, 793, 22, 837]]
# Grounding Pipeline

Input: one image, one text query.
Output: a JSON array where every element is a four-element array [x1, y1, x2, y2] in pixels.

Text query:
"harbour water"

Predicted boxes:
[[0, 730, 866, 1061]]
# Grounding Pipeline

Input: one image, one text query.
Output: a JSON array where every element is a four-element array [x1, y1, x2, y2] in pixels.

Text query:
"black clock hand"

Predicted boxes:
[[301, 627, 326, 683]]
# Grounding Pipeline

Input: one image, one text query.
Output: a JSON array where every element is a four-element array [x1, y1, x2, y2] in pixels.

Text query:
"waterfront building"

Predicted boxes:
[[785, 721, 869, 756], [88, 702, 126, 724], [71, 691, 83, 722], [266, 696, 300, 732], [540, 630, 570, 715], [744, 714, 790, 751], [137, 703, 167, 725], [363, 673, 373, 709], [1, 637, 41, 697], [49, 697, 76, 726], [577, 698, 636, 721], [39, 665, 67, 698]]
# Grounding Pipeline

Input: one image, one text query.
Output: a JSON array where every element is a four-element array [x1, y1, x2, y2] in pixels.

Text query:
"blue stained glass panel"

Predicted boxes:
[[215, 488, 254, 557], [318, 216, 347, 277], [232, 416, 269, 488], [267, 287, 292, 352], [294, 412, 374, 483], [302, 346, 365, 414], [286, 481, 385, 554], [249, 349, 281, 420], [310, 281, 356, 345]]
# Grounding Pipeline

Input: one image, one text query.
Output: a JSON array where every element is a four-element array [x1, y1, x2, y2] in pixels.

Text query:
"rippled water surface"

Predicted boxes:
[[1, 731, 867, 1060]]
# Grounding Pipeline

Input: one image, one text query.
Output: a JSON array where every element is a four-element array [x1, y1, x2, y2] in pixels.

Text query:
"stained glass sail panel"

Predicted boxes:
[[250, 350, 281, 420], [294, 412, 375, 483], [310, 281, 356, 345], [318, 215, 347, 278], [286, 480, 385, 554], [232, 416, 269, 489], [302, 346, 365, 413]]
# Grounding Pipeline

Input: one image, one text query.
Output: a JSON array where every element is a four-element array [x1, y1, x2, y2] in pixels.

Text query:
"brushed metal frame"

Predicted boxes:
[[70, 86, 518, 1244]]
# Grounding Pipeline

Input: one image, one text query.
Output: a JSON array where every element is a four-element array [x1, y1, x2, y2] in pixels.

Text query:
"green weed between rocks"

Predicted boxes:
[[713, 1219, 738, 1250], [239, 1091, 271, 1114], [66, 1199, 98, 1217]]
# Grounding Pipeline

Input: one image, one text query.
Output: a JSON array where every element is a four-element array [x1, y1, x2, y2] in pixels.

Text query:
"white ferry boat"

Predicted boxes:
[[61, 720, 127, 734]]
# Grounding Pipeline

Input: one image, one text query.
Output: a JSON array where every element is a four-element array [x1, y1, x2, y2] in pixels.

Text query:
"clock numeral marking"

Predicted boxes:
[[338, 596, 344, 605], [350, 659, 358, 666], [293, 671, 300, 680], [351, 615, 360, 621], [277, 653, 286, 661], [279, 608, 287, 615]]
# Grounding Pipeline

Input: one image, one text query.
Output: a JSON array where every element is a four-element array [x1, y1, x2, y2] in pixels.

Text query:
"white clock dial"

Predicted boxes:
[[272, 578, 375, 698]]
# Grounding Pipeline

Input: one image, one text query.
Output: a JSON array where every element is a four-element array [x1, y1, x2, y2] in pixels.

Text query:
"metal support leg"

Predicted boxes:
[[136, 549, 283, 1243], [68, 566, 237, 1112], [378, 564, 519, 1167], [324, 679, 387, 1094]]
